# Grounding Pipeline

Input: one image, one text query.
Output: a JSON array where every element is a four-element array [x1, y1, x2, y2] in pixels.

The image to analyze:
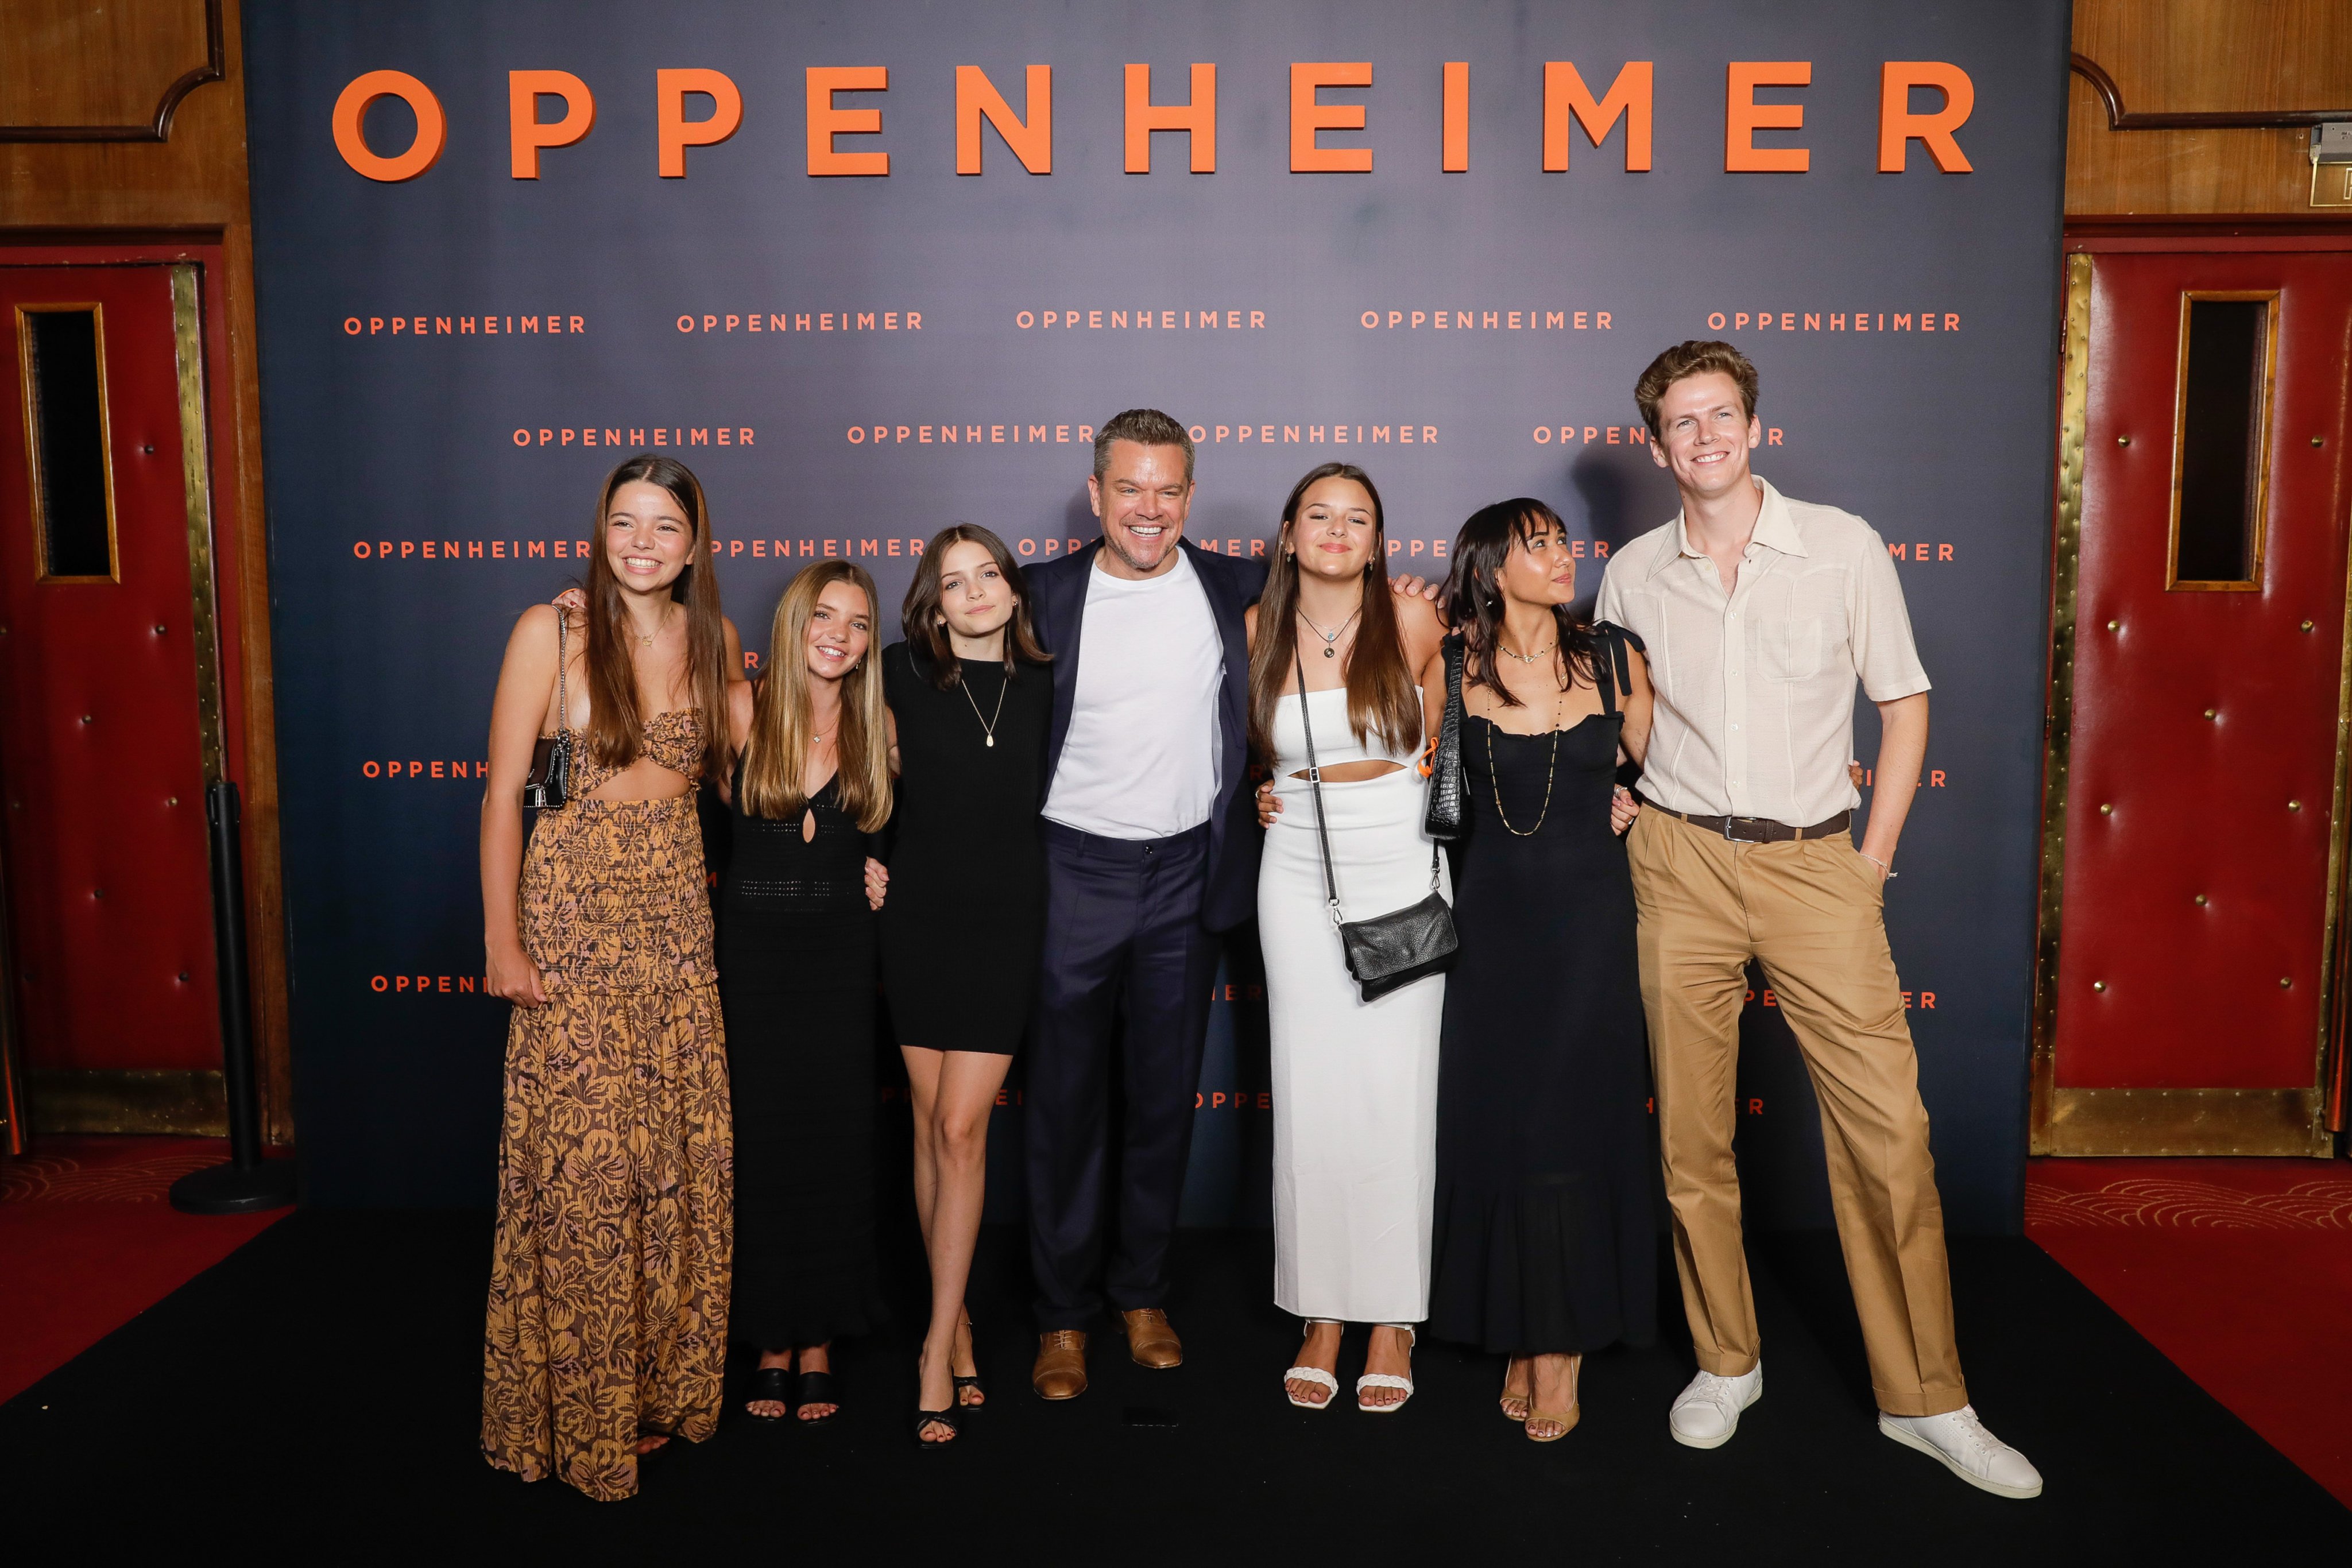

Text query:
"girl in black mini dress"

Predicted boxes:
[[877, 525, 1051, 1445]]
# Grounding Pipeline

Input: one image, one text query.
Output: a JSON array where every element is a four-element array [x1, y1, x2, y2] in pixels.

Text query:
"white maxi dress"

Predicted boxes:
[[1260, 687, 1448, 1325]]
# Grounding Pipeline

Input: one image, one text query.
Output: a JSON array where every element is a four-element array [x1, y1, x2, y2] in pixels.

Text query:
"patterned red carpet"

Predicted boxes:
[[0, 1137, 287, 1404], [2027, 1156, 2352, 1505]]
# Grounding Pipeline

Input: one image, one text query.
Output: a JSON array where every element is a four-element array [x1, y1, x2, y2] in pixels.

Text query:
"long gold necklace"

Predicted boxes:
[[1484, 684, 1564, 837], [960, 668, 1008, 748]]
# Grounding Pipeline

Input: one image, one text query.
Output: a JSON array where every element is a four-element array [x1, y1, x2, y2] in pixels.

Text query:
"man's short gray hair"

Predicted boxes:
[[1092, 408, 1195, 482]]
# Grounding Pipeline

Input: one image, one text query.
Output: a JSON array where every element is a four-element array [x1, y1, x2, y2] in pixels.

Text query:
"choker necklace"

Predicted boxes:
[[960, 669, 1008, 747], [1296, 603, 1362, 659], [1498, 638, 1556, 665]]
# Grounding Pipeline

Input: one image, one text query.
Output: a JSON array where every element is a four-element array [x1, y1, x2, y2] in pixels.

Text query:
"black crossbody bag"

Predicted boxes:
[[521, 612, 572, 810], [1293, 649, 1457, 1002]]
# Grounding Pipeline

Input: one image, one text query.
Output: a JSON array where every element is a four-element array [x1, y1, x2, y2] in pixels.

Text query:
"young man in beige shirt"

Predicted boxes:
[[1594, 340, 2041, 1500]]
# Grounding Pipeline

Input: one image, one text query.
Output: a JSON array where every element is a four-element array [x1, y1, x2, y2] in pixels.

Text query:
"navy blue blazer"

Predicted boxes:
[[1024, 538, 1266, 933]]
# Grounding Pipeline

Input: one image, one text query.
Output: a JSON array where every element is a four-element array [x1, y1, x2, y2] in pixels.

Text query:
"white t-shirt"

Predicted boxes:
[[1043, 550, 1223, 840]]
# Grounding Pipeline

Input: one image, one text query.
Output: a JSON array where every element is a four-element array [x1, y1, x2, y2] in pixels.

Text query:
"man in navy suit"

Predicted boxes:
[[1022, 408, 1264, 1400]]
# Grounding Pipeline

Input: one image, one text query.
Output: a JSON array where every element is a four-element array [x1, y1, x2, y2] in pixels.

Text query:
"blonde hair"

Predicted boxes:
[[738, 561, 891, 831]]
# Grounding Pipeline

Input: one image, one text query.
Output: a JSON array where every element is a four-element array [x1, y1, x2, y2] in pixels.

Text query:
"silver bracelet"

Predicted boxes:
[[1859, 852, 1895, 879]]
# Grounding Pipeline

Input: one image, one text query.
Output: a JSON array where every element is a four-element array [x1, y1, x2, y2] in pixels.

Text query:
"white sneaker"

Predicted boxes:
[[1879, 1404, 2044, 1499], [1668, 1362, 1762, 1449]]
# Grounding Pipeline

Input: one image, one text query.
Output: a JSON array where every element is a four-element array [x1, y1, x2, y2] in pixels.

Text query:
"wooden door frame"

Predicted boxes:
[[2033, 224, 2352, 1156], [0, 237, 288, 1145]]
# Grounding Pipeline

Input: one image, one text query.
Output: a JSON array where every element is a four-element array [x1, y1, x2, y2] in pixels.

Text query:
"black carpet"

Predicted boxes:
[[1, 1214, 2343, 1559]]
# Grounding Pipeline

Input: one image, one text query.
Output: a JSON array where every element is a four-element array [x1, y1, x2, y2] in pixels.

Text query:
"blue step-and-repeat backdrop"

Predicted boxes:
[[242, 1, 2069, 1227]]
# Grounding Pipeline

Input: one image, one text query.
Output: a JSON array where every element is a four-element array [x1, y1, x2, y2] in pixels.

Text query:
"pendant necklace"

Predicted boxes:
[[1498, 637, 1556, 665], [961, 669, 1008, 747], [1296, 602, 1362, 659], [635, 605, 675, 648]]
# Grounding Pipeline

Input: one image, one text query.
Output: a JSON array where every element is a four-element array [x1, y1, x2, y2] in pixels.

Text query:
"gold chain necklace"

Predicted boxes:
[[1484, 688, 1563, 837], [1498, 637, 1556, 665], [960, 668, 1008, 748], [633, 605, 678, 648]]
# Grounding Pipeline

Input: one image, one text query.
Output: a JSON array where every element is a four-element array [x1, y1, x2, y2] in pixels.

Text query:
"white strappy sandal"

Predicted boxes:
[[1356, 1326, 1416, 1414], [1286, 1321, 1341, 1410], [1284, 1365, 1339, 1410]]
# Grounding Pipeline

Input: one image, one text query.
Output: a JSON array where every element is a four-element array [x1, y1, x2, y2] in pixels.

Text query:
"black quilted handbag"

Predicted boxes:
[[1422, 634, 1467, 841], [1293, 649, 1457, 1002]]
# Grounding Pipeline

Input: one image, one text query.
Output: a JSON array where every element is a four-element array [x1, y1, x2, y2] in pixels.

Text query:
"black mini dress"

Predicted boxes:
[[877, 641, 1051, 1055]]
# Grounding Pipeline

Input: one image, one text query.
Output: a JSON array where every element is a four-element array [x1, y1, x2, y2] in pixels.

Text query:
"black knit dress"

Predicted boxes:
[[877, 641, 1050, 1055], [717, 766, 886, 1349], [1426, 651, 1657, 1357]]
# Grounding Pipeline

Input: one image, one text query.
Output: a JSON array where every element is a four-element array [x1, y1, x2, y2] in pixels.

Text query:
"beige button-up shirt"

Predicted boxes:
[[1595, 477, 1931, 827]]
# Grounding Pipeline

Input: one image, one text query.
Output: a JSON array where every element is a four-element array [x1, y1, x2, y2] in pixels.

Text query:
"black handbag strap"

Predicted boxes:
[[1293, 647, 1345, 927], [552, 609, 569, 733], [1294, 646, 1440, 930]]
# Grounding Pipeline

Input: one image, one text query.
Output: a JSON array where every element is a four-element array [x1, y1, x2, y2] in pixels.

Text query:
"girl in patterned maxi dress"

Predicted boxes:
[[477, 455, 746, 1501]]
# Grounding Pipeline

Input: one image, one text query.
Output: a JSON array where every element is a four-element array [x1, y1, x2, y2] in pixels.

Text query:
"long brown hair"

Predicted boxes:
[[900, 524, 1051, 690], [739, 560, 892, 831], [581, 454, 729, 783], [1247, 462, 1421, 763], [1442, 498, 1604, 706]]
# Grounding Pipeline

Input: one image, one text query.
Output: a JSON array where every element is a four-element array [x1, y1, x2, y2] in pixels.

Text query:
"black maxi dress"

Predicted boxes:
[[717, 765, 887, 1349], [877, 641, 1051, 1055], [1426, 632, 1657, 1356]]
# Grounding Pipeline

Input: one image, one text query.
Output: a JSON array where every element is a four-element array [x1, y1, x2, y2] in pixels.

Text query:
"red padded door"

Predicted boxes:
[[2050, 247, 2352, 1150], [0, 265, 218, 1082]]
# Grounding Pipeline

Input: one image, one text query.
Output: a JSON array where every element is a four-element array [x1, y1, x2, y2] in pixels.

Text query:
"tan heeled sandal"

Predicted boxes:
[[1500, 1357, 1531, 1423], [1524, 1354, 1583, 1443]]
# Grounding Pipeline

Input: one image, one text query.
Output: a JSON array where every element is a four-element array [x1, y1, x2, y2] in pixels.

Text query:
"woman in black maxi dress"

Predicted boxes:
[[876, 525, 1052, 1444], [720, 560, 894, 1424], [718, 769, 888, 1397], [1425, 499, 1656, 1443]]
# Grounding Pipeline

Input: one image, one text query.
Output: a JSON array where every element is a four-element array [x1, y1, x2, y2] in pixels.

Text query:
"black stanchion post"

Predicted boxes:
[[170, 779, 296, 1214]]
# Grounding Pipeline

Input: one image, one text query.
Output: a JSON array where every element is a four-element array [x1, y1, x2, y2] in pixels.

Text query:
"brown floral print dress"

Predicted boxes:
[[481, 710, 732, 1503]]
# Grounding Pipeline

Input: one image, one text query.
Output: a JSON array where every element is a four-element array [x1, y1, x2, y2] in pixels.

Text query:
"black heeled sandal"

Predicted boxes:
[[953, 1321, 985, 1408], [794, 1369, 840, 1423], [915, 1352, 960, 1446], [745, 1365, 792, 1422], [913, 1404, 960, 1445]]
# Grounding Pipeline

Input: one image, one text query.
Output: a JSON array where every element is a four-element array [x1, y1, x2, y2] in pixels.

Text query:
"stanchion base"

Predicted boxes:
[[169, 1158, 297, 1215]]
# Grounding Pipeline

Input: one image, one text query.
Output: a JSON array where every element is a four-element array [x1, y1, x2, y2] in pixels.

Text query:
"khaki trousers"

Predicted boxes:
[[1626, 807, 1965, 1418]]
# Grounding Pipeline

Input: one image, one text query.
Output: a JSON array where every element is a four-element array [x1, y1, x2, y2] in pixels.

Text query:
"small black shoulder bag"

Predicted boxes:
[[1293, 649, 1457, 1002], [522, 613, 572, 810]]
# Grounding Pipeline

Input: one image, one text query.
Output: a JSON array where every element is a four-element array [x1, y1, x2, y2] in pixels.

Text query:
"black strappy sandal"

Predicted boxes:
[[953, 1315, 984, 1407], [794, 1369, 840, 1423], [913, 1404, 960, 1446], [745, 1366, 791, 1422]]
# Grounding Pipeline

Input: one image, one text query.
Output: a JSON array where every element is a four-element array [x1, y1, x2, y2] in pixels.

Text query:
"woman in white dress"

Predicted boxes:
[[1245, 463, 1447, 1413]]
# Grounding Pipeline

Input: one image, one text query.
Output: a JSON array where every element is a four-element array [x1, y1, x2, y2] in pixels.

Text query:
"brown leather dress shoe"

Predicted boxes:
[[1122, 1308, 1183, 1369], [1032, 1330, 1088, 1400]]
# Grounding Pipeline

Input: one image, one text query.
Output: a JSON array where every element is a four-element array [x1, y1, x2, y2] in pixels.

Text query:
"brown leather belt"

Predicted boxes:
[[1637, 793, 1850, 844]]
